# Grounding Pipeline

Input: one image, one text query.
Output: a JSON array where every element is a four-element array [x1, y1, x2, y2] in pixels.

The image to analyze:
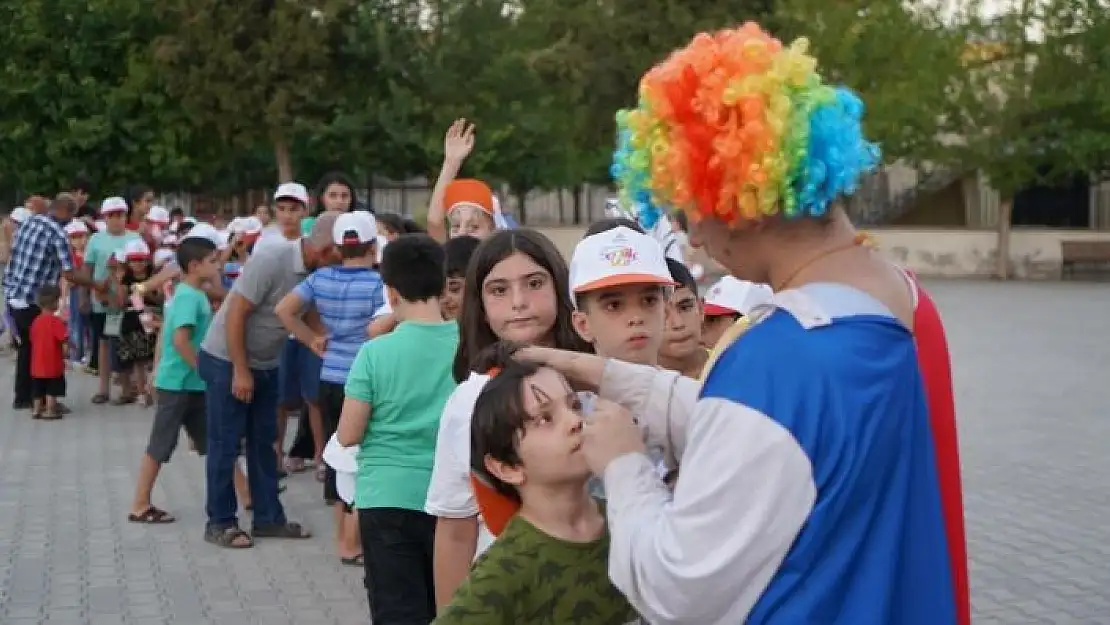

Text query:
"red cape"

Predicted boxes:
[[909, 275, 970, 625]]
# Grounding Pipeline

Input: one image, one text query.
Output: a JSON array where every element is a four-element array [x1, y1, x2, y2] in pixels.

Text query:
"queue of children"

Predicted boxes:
[[22, 22, 970, 623]]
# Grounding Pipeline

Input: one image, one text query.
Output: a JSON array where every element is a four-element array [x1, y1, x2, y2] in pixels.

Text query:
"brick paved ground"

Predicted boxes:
[[0, 280, 1108, 624]]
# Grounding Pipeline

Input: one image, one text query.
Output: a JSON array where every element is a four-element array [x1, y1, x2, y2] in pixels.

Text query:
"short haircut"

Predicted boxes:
[[375, 212, 406, 236], [444, 235, 480, 278], [469, 344, 541, 503], [176, 237, 217, 274], [381, 234, 446, 302], [169, 207, 185, 219], [402, 218, 425, 234], [666, 258, 697, 296], [36, 285, 61, 309], [585, 217, 645, 237], [71, 175, 94, 194], [340, 241, 374, 260]]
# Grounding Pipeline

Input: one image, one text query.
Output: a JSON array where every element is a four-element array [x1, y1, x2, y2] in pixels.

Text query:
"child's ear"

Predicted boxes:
[[386, 286, 400, 309], [571, 309, 594, 344], [484, 454, 525, 489]]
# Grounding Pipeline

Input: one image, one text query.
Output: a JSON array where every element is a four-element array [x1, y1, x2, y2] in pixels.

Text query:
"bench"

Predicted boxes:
[[1061, 240, 1110, 279]]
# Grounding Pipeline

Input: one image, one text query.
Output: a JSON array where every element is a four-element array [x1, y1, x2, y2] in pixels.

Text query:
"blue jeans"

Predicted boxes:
[[198, 350, 286, 529]]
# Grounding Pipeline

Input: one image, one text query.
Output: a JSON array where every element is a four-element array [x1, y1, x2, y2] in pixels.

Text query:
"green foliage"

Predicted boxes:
[[2, 0, 1109, 215]]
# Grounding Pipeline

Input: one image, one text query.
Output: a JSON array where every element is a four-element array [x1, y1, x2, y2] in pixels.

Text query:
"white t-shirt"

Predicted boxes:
[[425, 372, 497, 556]]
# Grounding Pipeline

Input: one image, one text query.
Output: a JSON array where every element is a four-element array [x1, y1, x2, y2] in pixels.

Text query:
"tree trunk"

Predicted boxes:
[[516, 190, 528, 225], [995, 197, 1013, 280], [572, 184, 583, 224], [273, 134, 294, 183]]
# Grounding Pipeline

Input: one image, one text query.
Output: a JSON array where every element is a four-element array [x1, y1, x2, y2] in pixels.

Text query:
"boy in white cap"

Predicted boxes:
[[700, 276, 773, 350], [275, 210, 385, 564], [569, 225, 674, 366]]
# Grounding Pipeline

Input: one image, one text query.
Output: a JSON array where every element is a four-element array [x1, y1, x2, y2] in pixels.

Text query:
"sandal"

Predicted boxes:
[[340, 554, 364, 567], [111, 396, 136, 406], [40, 409, 63, 421], [251, 521, 312, 539], [204, 525, 254, 549], [128, 506, 176, 524], [91, 393, 110, 405]]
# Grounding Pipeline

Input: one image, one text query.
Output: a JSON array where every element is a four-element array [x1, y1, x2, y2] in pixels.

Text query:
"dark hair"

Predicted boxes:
[[169, 207, 185, 219], [375, 212, 406, 236], [469, 343, 541, 503], [36, 285, 61, 309], [402, 218, 425, 234], [124, 185, 153, 221], [381, 234, 446, 302], [314, 172, 357, 215], [71, 175, 94, 195], [444, 235, 480, 279], [176, 237, 217, 274], [177, 221, 195, 236], [671, 210, 688, 233], [453, 229, 591, 383], [340, 241, 375, 260], [666, 258, 697, 296], [585, 217, 644, 236]]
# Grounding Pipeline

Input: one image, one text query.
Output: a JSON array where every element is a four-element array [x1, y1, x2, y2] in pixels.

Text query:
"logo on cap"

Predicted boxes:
[[602, 245, 637, 267]]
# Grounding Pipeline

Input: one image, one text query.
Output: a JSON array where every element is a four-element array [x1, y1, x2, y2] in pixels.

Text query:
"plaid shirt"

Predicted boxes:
[[3, 214, 74, 304]]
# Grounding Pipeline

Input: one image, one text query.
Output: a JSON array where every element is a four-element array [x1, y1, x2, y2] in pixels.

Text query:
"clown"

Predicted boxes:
[[518, 23, 962, 625]]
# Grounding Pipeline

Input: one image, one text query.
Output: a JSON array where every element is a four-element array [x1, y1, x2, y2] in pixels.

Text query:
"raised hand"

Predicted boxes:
[[444, 118, 476, 163]]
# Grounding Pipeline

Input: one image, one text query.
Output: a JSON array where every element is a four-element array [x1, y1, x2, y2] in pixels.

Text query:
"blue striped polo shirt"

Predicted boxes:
[[292, 265, 385, 384]]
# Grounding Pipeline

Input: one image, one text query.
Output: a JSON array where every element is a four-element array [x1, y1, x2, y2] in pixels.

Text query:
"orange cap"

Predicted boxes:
[[444, 179, 495, 215]]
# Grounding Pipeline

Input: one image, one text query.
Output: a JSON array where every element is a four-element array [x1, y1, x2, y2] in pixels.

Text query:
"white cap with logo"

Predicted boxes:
[[333, 211, 378, 246], [274, 182, 309, 206], [703, 276, 773, 317], [568, 226, 674, 305]]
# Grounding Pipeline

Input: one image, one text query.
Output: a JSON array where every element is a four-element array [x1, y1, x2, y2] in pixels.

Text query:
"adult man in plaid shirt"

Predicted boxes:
[[3, 194, 101, 410]]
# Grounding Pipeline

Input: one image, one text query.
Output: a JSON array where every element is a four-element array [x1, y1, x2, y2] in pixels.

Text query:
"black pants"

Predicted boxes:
[[359, 507, 437, 625], [12, 305, 40, 405], [318, 381, 345, 503]]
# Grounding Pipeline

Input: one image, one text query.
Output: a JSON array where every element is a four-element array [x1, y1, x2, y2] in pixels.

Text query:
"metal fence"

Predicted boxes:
[[157, 180, 615, 226]]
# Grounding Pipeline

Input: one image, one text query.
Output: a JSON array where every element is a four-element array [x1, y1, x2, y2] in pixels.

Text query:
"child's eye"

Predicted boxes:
[[643, 294, 661, 307], [487, 285, 507, 297], [603, 300, 621, 313], [527, 277, 546, 290]]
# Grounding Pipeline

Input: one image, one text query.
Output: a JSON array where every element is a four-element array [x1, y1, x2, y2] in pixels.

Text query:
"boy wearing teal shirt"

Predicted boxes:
[[338, 234, 458, 624], [127, 236, 221, 524]]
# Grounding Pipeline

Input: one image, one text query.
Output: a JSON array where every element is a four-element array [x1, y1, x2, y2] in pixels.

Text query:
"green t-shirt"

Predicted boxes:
[[300, 216, 316, 237], [84, 230, 139, 312], [344, 319, 459, 510], [434, 513, 639, 625], [154, 283, 212, 392]]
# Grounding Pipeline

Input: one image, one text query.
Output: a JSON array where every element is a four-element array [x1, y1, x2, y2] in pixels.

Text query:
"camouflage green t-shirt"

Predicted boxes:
[[433, 514, 639, 625]]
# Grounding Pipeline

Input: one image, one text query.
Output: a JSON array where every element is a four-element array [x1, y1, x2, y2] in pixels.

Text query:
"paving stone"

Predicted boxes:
[[0, 280, 1108, 623]]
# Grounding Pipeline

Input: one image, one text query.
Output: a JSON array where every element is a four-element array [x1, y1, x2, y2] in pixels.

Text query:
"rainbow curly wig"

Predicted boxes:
[[611, 23, 881, 228]]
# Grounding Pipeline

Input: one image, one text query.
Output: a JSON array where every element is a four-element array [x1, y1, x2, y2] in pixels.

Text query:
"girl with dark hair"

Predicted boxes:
[[314, 172, 357, 215], [424, 228, 591, 607]]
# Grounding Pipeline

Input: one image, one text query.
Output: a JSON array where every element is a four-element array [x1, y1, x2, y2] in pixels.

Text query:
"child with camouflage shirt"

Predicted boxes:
[[433, 354, 638, 625]]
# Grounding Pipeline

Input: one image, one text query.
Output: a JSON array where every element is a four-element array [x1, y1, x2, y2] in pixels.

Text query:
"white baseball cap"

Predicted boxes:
[[703, 276, 773, 317], [123, 239, 152, 262], [10, 207, 30, 223], [94, 220, 107, 231], [274, 182, 309, 205], [569, 226, 674, 303], [64, 220, 89, 236], [100, 196, 128, 215], [333, 211, 378, 246], [182, 223, 225, 249], [146, 205, 170, 225], [154, 248, 175, 268]]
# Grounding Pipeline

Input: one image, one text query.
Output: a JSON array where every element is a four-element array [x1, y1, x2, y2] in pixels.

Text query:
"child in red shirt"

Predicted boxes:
[[30, 285, 68, 420]]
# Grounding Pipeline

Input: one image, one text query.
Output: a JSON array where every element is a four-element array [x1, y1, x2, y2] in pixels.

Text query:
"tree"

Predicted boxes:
[[151, 0, 351, 182], [0, 0, 208, 196], [947, 0, 1110, 278]]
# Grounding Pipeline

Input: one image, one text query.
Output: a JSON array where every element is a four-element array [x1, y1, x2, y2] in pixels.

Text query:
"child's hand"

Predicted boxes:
[[444, 119, 475, 163], [310, 335, 327, 358]]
